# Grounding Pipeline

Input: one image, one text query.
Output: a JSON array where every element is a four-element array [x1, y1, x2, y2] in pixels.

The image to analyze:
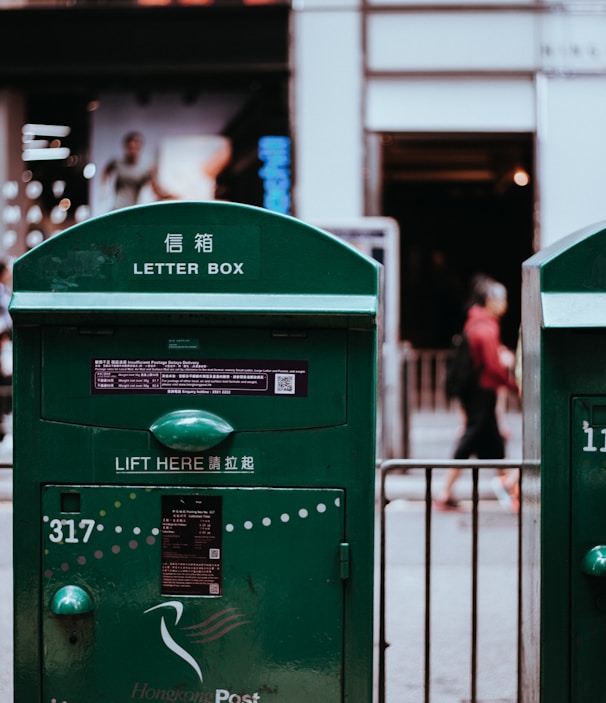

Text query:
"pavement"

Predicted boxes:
[[0, 424, 11, 502], [378, 409, 522, 703]]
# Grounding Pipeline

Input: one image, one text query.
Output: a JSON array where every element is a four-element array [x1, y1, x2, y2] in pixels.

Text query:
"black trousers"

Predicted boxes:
[[453, 386, 505, 460]]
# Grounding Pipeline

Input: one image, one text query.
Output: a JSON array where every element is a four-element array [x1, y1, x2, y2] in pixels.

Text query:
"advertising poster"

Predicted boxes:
[[90, 91, 247, 216]]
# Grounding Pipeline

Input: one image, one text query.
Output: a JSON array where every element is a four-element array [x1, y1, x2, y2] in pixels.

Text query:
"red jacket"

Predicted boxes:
[[464, 305, 517, 392]]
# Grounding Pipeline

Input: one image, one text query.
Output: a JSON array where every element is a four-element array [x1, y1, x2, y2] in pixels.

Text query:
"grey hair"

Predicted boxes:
[[486, 281, 507, 301]]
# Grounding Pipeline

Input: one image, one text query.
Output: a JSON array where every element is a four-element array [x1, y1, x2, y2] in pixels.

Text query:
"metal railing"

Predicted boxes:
[[377, 458, 524, 703], [400, 345, 453, 412], [400, 345, 521, 413]]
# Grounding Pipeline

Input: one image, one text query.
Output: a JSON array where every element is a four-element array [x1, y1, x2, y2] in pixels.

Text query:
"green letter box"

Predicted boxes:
[[10, 201, 380, 703], [522, 221, 606, 702]]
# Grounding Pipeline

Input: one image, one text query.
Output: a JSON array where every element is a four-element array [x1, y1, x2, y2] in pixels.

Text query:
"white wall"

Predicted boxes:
[[292, 7, 363, 221], [537, 75, 606, 247], [366, 11, 538, 72], [294, 4, 606, 251], [366, 77, 536, 132]]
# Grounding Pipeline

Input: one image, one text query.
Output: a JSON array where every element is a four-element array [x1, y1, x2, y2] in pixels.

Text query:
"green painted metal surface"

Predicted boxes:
[[523, 221, 606, 702], [42, 485, 344, 701], [11, 201, 380, 703]]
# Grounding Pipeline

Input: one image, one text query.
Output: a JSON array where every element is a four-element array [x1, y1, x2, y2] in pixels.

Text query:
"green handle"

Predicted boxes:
[[50, 585, 94, 615], [150, 409, 233, 452], [582, 546, 606, 576]]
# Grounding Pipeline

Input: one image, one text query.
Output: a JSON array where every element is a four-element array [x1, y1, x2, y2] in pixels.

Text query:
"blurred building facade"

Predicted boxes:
[[294, 1, 606, 349], [0, 0, 605, 348]]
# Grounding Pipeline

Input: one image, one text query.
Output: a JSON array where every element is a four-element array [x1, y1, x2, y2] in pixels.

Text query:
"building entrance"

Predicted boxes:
[[378, 133, 535, 350]]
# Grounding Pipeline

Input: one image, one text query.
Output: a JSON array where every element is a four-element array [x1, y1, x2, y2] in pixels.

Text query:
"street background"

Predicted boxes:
[[0, 409, 522, 702], [379, 410, 522, 703]]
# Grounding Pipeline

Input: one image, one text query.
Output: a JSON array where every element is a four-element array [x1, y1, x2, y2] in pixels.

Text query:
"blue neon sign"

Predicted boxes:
[[258, 136, 291, 215]]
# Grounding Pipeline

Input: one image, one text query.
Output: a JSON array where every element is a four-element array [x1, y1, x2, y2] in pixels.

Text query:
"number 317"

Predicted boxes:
[[48, 518, 96, 544]]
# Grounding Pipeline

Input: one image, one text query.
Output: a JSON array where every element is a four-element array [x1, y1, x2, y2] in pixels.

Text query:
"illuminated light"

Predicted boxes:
[[22, 147, 70, 162], [21, 138, 49, 148], [2, 181, 18, 199], [59, 198, 71, 211], [25, 181, 43, 199], [2, 205, 20, 225], [83, 163, 96, 179], [513, 168, 530, 187], [52, 180, 66, 198], [22, 123, 71, 138], [2, 230, 17, 249], [26, 230, 44, 248], [50, 206, 67, 224], [75, 205, 91, 222], [26, 205, 43, 224]]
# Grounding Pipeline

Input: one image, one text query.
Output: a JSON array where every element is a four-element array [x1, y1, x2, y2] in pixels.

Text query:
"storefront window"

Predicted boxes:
[[2, 86, 290, 253]]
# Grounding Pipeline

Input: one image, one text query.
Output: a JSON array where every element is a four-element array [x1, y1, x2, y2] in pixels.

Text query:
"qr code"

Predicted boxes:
[[209, 583, 220, 595], [275, 373, 295, 395], [209, 548, 220, 559]]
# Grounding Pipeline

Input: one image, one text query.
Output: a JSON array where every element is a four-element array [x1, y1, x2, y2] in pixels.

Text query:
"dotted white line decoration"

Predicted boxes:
[[44, 493, 343, 577], [43, 489, 159, 579], [224, 499, 341, 534]]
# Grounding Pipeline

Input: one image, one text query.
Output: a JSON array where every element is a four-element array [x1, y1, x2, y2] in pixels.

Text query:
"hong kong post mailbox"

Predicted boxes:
[[10, 201, 380, 703], [521, 220, 606, 703]]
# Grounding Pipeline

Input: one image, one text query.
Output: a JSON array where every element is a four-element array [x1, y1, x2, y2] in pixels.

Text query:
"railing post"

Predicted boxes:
[[400, 342, 412, 458]]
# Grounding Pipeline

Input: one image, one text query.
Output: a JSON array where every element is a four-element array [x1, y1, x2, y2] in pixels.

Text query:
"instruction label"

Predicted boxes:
[[161, 495, 223, 596], [92, 358, 308, 397]]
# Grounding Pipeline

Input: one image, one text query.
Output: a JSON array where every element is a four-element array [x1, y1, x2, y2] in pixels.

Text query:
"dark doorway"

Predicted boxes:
[[379, 133, 535, 350]]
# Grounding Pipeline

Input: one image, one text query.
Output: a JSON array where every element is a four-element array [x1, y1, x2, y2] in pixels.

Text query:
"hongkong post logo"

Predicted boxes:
[[145, 601, 249, 683]]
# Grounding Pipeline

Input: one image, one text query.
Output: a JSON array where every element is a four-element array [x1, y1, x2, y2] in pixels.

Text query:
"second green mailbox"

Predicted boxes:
[[11, 201, 380, 703], [522, 220, 606, 702]]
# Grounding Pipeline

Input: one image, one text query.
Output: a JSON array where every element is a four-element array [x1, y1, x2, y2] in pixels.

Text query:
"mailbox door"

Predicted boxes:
[[572, 397, 606, 702], [42, 485, 345, 703]]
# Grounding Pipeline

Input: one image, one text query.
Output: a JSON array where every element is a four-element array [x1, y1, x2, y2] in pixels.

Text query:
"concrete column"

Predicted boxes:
[[292, 1, 363, 221]]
